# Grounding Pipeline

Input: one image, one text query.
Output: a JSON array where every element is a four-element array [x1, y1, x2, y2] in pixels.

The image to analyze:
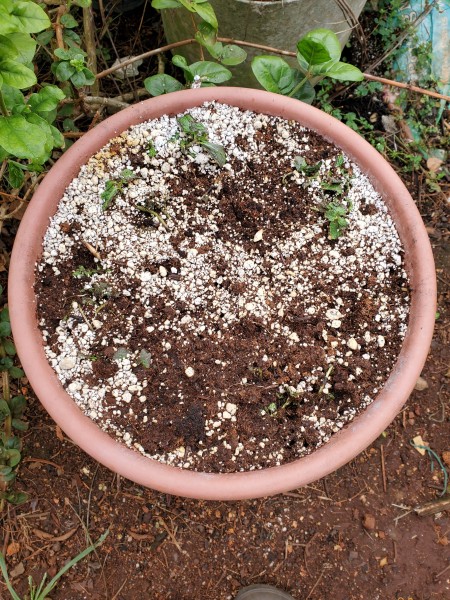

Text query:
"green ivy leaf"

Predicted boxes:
[[52, 60, 76, 82], [0, 399, 10, 417], [27, 85, 65, 115], [215, 44, 247, 66], [70, 69, 87, 88], [3, 338, 16, 356], [60, 13, 78, 28], [9, 366, 24, 378], [49, 124, 64, 148], [63, 28, 81, 47], [0, 0, 50, 34], [144, 74, 184, 96], [0, 84, 24, 111], [6, 160, 24, 188], [11, 395, 26, 417], [11, 418, 28, 432], [187, 61, 231, 84], [0, 114, 50, 160], [0, 34, 19, 60], [35, 29, 54, 46], [324, 62, 364, 82], [172, 54, 189, 71], [0, 321, 11, 337], [151, 0, 181, 8], [251, 56, 297, 94], [25, 112, 55, 155], [0, 356, 13, 371], [5, 32, 36, 64], [6, 448, 21, 467], [0, 59, 36, 89], [192, 1, 217, 29], [194, 20, 217, 50], [297, 29, 341, 70]]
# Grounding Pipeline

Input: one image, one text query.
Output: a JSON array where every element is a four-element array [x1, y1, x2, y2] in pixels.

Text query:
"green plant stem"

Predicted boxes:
[[0, 91, 9, 117], [0, 344, 11, 439], [288, 75, 309, 98]]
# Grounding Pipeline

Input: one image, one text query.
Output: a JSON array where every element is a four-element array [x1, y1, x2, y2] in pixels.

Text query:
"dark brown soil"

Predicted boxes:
[[34, 118, 408, 472]]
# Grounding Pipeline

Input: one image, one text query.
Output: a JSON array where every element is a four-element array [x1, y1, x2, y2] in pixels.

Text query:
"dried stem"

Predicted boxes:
[[82, 5, 99, 95]]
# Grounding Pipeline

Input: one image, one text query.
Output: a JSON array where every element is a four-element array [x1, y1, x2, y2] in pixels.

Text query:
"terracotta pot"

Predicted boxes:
[[9, 88, 436, 501]]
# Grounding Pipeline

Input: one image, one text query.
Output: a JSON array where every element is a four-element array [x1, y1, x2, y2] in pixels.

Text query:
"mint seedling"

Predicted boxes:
[[177, 114, 227, 167], [101, 169, 135, 210], [324, 201, 349, 239]]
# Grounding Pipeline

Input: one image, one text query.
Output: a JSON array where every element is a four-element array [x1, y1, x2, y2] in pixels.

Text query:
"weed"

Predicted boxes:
[[0, 530, 109, 600], [324, 201, 350, 240], [0, 285, 27, 509], [177, 114, 227, 166], [101, 168, 135, 210]]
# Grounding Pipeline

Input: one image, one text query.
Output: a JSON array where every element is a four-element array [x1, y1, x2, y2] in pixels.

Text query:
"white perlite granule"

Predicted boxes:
[[37, 102, 409, 471]]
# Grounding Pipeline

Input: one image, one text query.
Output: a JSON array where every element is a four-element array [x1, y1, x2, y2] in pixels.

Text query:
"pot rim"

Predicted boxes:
[[8, 87, 436, 500]]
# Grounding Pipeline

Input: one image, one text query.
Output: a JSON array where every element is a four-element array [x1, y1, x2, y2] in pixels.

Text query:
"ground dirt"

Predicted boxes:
[[0, 4, 449, 600]]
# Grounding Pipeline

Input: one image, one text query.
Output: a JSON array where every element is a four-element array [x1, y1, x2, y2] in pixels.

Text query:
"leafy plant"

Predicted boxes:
[[51, 47, 95, 88], [144, 54, 232, 96], [101, 168, 135, 210], [323, 200, 350, 239], [0, 284, 27, 509], [252, 28, 364, 104], [177, 113, 227, 166], [0, 0, 66, 171], [0, 530, 109, 600]]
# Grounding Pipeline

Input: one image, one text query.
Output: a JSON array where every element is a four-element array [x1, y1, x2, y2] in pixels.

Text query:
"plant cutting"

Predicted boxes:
[[8, 88, 436, 501]]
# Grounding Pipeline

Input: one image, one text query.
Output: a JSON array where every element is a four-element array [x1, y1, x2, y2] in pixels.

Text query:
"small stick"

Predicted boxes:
[[306, 568, 325, 599], [380, 445, 387, 493], [82, 239, 102, 260], [435, 563, 450, 580], [363, 73, 450, 102]]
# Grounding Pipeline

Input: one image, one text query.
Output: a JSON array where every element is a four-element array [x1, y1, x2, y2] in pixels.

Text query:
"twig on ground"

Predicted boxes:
[[380, 445, 387, 493], [82, 96, 130, 112], [306, 567, 326, 599], [54, 5, 66, 51]]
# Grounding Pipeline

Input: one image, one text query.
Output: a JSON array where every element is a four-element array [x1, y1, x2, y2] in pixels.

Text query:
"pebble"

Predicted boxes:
[[185, 367, 195, 378], [347, 338, 358, 350], [59, 357, 76, 370], [414, 376, 428, 391], [253, 229, 264, 242]]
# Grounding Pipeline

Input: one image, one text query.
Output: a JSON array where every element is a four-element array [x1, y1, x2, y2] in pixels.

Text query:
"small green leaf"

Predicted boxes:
[[61, 13, 78, 28], [10, 395, 26, 417], [4, 337, 17, 355], [194, 20, 217, 50], [0, 357, 13, 371], [1, 307, 9, 321], [151, 0, 182, 7], [144, 74, 184, 96], [70, 69, 87, 88], [192, 1, 217, 29], [139, 349, 152, 368], [101, 180, 119, 210], [35, 30, 54, 46], [200, 141, 227, 167], [296, 29, 341, 70], [6, 160, 24, 188], [0, 84, 24, 111], [6, 448, 21, 467], [321, 181, 343, 194], [0, 59, 36, 89], [113, 347, 129, 361], [49, 124, 64, 148], [188, 61, 232, 84], [9, 366, 24, 379], [53, 60, 76, 82], [11, 418, 28, 432], [172, 54, 189, 71], [3, 490, 27, 504], [325, 62, 364, 82], [120, 168, 135, 180], [215, 44, 247, 66], [27, 85, 65, 114], [0, 321, 11, 337], [5, 32, 36, 64], [0, 399, 10, 417], [63, 28, 81, 47]]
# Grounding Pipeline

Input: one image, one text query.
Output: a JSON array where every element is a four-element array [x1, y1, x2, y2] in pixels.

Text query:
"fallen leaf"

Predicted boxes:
[[10, 562, 25, 578], [33, 528, 54, 540], [6, 542, 20, 556], [55, 425, 64, 441], [412, 435, 429, 455], [427, 157, 444, 172]]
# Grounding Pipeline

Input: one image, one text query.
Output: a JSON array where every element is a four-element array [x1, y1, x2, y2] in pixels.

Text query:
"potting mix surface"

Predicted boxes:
[[35, 103, 410, 472]]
